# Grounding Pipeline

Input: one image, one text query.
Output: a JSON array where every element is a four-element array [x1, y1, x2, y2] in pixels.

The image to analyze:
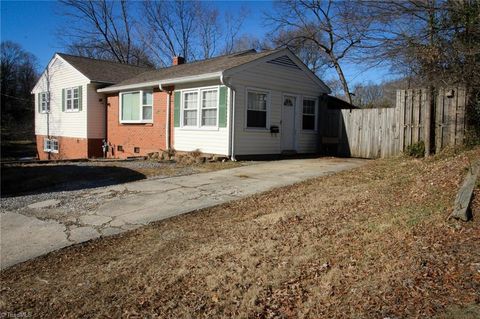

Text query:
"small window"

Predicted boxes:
[[201, 89, 217, 126], [43, 138, 58, 153], [117, 145, 123, 152], [247, 90, 268, 128], [40, 92, 50, 113], [65, 87, 80, 111], [183, 91, 198, 126], [120, 91, 153, 123], [142, 92, 153, 121], [302, 98, 316, 130], [134, 147, 140, 153]]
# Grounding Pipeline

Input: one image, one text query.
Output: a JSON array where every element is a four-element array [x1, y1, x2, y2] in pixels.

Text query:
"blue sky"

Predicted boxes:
[[1, 0, 393, 87]]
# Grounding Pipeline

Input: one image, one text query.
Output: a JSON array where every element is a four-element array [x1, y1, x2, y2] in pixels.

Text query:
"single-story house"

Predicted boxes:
[[32, 53, 150, 160], [98, 48, 331, 159]]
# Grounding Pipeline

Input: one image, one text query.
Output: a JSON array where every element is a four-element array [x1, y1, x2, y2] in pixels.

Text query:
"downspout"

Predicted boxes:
[[220, 74, 236, 161], [159, 83, 171, 150]]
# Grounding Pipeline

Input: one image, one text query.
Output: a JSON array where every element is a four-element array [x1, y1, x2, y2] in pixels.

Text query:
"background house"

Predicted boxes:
[[32, 53, 149, 160]]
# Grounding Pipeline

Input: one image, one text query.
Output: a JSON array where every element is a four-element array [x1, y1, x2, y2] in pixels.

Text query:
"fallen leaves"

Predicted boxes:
[[1, 148, 479, 318]]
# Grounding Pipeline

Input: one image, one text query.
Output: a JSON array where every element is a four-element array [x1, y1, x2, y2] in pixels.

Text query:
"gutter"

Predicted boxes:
[[159, 83, 172, 150], [98, 72, 223, 93], [220, 74, 236, 161]]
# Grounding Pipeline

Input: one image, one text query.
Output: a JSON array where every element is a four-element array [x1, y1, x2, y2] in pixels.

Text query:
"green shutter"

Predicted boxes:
[[78, 85, 83, 111], [218, 86, 227, 127], [174, 91, 180, 127], [62, 89, 65, 112], [38, 93, 41, 113]]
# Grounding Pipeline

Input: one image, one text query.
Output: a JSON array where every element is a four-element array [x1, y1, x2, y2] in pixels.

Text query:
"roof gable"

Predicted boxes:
[[266, 55, 301, 70], [56, 53, 151, 84], [224, 49, 331, 94]]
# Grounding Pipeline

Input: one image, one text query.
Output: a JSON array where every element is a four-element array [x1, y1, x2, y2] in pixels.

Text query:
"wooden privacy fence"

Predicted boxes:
[[320, 87, 467, 158]]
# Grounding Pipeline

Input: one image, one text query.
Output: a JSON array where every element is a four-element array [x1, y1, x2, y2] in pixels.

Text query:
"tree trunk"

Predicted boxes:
[[332, 59, 352, 105]]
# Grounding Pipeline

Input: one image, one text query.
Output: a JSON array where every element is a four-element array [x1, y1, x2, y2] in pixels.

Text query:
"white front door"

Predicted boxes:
[[281, 95, 296, 151]]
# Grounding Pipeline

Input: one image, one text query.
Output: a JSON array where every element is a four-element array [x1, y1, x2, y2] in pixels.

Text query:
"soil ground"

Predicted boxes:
[[0, 148, 479, 318]]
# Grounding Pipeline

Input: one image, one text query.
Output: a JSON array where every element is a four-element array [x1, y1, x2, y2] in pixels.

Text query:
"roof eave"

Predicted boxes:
[[97, 72, 223, 93]]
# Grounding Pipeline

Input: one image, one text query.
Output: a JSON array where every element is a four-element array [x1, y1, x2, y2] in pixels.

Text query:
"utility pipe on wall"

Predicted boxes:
[[220, 74, 236, 161], [159, 83, 172, 150], [166, 90, 171, 150]]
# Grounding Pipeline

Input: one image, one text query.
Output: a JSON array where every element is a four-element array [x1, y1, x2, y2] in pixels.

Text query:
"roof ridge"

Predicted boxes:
[[57, 53, 152, 69], [140, 48, 281, 74]]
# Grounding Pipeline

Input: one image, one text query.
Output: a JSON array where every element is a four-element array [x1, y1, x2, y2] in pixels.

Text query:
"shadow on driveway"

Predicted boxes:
[[1, 165, 146, 197]]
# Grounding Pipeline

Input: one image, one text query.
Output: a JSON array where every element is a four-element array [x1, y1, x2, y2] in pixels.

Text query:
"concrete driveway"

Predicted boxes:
[[0, 157, 365, 269]]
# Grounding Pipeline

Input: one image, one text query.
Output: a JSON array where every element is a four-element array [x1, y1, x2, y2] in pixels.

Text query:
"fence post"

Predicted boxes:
[[424, 88, 432, 156]]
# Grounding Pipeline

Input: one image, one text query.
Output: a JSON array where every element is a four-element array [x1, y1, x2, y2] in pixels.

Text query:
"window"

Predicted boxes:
[[247, 90, 268, 128], [201, 89, 218, 126], [142, 92, 153, 121], [120, 91, 153, 123], [65, 87, 80, 111], [43, 138, 58, 153], [302, 98, 317, 130], [183, 91, 198, 126], [181, 87, 218, 128], [40, 92, 50, 113]]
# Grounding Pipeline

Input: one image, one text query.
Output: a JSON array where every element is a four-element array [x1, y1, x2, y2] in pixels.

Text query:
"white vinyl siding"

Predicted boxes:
[[33, 56, 90, 138], [230, 52, 328, 155], [173, 82, 228, 155]]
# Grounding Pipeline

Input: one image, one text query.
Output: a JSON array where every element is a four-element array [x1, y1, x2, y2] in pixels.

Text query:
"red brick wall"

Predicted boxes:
[[106, 89, 174, 159], [36, 135, 89, 160]]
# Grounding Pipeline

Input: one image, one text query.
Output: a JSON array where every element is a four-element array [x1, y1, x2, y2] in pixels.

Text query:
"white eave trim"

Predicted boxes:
[[97, 80, 160, 93], [98, 72, 223, 93]]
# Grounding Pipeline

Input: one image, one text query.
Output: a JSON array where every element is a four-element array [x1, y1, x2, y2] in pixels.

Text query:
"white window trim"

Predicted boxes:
[[65, 87, 80, 113], [301, 96, 319, 132], [43, 138, 59, 153], [178, 86, 220, 131], [119, 90, 154, 124], [40, 92, 50, 113], [245, 87, 271, 131]]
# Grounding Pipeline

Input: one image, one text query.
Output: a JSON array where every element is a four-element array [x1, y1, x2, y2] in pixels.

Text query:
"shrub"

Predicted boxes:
[[405, 141, 425, 158], [189, 149, 202, 158]]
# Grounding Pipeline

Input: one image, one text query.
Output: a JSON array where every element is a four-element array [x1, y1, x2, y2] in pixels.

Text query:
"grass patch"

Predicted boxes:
[[0, 148, 479, 318]]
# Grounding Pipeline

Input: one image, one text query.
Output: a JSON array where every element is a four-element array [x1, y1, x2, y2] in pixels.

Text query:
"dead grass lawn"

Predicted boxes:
[[0, 148, 479, 318]]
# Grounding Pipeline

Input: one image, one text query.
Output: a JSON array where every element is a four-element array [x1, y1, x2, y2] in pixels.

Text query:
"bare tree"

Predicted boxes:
[[268, 0, 373, 104], [59, 0, 153, 66], [222, 7, 249, 54], [1, 41, 38, 140], [363, 0, 480, 148], [272, 29, 329, 75], [142, 0, 198, 66], [197, 6, 221, 59]]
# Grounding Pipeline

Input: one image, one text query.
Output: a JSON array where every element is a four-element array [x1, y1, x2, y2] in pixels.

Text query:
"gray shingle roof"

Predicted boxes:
[[57, 53, 152, 84], [104, 49, 282, 89]]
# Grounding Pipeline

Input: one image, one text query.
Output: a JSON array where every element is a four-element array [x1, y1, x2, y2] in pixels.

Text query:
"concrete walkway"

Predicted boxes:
[[0, 158, 365, 269]]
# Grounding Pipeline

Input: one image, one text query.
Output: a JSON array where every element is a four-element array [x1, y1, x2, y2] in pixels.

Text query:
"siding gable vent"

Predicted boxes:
[[266, 55, 301, 70]]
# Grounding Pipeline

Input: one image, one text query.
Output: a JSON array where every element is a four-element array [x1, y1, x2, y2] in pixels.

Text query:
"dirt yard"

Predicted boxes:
[[0, 148, 479, 318], [1, 159, 245, 197]]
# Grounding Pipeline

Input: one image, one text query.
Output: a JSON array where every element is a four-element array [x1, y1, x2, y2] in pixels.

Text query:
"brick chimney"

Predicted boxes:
[[172, 56, 185, 66]]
